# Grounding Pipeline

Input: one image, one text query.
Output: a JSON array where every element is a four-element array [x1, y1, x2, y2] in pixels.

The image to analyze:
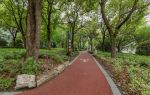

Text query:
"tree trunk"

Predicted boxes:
[[47, 10, 52, 50], [90, 38, 93, 52], [21, 32, 26, 48], [13, 37, 16, 47], [61, 42, 64, 48], [71, 31, 74, 51], [82, 41, 85, 49], [78, 42, 80, 50], [110, 35, 117, 58], [100, 0, 139, 58], [9, 28, 17, 48], [20, 26, 26, 48], [117, 45, 121, 53], [101, 31, 106, 51], [26, 0, 41, 60], [19, 15, 26, 48], [47, 24, 51, 49], [79, 35, 82, 50], [46, 0, 54, 50], [117, 41, 122, 52]]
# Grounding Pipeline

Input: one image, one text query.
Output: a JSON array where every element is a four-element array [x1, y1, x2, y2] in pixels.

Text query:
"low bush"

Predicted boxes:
[[0, 77, 14, 90], [21, 58, 39, 75], [0, 38, 8, 47], [0, 48, 76, 90], [0, 61, 4, 72], [39, 49, 68, 63], [0, 59, 21, 78], [4, 52, 25, 60], [136, 41, 150, 56]]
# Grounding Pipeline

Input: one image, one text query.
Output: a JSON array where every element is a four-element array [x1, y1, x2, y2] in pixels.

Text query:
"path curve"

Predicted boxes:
[[17, 52, 113, 95]]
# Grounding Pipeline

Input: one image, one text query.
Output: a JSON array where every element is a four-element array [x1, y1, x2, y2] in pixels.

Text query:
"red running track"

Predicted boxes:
[[17, 52, 113, 95]]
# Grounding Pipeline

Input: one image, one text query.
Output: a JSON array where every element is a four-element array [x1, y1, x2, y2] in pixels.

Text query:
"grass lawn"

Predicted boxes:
[[0, 48, 78, 90], [95, 51, 150, 95]]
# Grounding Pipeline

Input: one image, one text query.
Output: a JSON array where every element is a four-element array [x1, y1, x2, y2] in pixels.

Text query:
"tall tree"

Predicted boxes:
[[100, 0, 149, 58], [42, 0, 54, 49], [61, 1, 88, 51], [99, 20, 107, 51], [3, 0, 27, 47], [26, 0, 41, 60], [8, 27, 18, 47]]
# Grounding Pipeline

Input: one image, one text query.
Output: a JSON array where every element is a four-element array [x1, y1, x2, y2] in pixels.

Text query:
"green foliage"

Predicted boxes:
[[21, 58, 39, 75], [96, 51, 150, 94], [136, 41, 150, 56], [134, 26, 150, 44], [4, 51, 25, 60], [1, 59, 21, 75], [72, 51, 79, 57], [51, 27, 66, 48], [0, 0, 149, 92], [0, 37, 7, 47], [129, 66, 150, 95], [0, 59, 21, 89], [14, 39, 24, 48], [0, 48, 25, 60], [97, 51, 150, 67], [0, 77, 13, 90], [0, 61, 4, 72], [0, 48, 68, 90], [39, 48, 67, 63], [99, 39, 111, 52]]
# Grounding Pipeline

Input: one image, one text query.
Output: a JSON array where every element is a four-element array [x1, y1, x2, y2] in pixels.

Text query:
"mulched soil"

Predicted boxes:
[[95, 56, 141, 95]]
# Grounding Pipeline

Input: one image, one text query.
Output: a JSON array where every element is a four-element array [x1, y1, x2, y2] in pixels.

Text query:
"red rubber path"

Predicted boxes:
[[17, 52, 113, 95]]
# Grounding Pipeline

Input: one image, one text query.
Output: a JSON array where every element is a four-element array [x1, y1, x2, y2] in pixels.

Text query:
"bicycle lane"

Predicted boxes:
[[17, 52, 113, 95]]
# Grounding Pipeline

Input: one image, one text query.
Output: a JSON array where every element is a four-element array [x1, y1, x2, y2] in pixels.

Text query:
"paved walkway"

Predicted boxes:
[[17, 52, 113, 95]]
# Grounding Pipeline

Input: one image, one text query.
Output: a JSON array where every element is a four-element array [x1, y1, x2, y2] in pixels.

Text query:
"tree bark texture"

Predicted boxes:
[[100, 0, 138, 58], [26, 0, 41, 60]]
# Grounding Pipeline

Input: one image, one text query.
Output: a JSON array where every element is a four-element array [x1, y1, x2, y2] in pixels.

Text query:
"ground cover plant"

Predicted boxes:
[[0, 48, 70, 90], [95, 51, 150, 95], [0, 0, 150, 94]]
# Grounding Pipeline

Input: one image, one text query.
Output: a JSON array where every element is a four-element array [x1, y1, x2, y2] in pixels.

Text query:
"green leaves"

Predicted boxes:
[[0, 77, 13, 90], [21, 58, 39, 75], [96, 51, 150, 94]]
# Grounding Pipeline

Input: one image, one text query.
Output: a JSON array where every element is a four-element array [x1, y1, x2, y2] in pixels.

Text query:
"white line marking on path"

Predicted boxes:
[[80, 58, 89, 63]]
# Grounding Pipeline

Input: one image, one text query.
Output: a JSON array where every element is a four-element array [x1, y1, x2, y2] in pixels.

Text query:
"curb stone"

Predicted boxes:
[[36, 53, 81, 87], [92, 55, 122, 95], [36, 63, 67, 87], [0, 92, 21, 95], [0, 53, 82, 95]]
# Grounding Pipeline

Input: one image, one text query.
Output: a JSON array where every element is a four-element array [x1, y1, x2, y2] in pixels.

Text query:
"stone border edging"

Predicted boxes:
[[36, 53, 81, 87], [92, 55, 122, 95], [0, 92, 21, 95], [36, 62, 68, 87], [0, 53, 81, 95]]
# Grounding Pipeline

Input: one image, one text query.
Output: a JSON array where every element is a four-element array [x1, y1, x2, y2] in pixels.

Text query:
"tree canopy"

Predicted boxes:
[[0, 0, 149, 58]]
